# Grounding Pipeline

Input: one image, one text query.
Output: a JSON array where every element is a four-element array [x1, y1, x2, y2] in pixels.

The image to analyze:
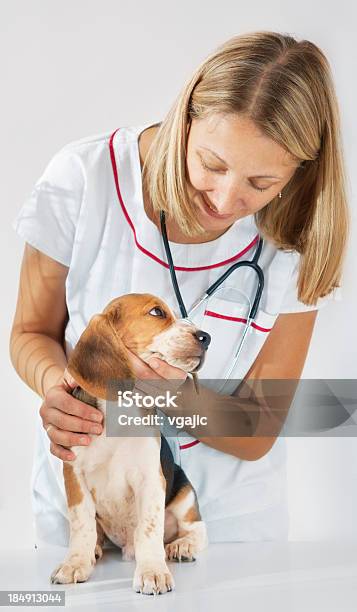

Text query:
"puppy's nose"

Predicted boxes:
[[194, 329, 211, 350]]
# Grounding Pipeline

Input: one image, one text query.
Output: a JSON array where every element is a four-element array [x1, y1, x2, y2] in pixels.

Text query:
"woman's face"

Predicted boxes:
[[185, 113, 299, 232]]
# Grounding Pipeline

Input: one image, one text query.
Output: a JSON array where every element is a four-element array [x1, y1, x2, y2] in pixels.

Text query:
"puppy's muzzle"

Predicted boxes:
[[181, 318, 211, 371], [181, 319, 211, 347]]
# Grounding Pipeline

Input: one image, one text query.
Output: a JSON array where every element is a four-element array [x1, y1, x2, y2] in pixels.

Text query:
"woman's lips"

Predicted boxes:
[[200, 193, 233, 219]]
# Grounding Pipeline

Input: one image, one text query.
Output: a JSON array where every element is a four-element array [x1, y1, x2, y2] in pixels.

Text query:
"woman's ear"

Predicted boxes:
[[67, 311, 134, 400]]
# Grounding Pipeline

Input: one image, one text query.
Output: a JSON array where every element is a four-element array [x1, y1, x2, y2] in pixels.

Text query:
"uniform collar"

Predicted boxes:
[[110, 124, 260, 271]]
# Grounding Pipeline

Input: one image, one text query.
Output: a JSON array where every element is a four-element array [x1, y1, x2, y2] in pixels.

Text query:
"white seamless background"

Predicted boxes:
[[1, 0, 356, 549]]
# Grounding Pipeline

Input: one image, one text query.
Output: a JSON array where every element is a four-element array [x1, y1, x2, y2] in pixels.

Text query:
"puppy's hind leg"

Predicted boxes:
[[50, 463, 97, 584], [94, 516, 106, 560], [165, 467, 208, 562]]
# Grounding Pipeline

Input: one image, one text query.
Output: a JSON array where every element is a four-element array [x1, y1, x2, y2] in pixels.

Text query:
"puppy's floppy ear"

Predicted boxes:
[[67, 308, 134, 400]]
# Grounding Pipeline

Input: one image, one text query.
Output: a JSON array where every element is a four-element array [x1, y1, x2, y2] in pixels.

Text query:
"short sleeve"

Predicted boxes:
[[279, 251, 343, 313], [12, 146, 85, 267]]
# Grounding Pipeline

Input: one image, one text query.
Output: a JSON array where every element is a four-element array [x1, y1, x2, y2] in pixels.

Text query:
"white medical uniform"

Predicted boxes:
[[13, 121, 337, 547]]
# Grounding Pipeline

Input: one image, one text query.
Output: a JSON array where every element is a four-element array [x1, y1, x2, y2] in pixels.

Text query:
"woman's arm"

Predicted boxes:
[[198, 309, 318, 460], [9, 245, 104, 462], [148, 310, 318, 460], [9, 244, 70, 397]]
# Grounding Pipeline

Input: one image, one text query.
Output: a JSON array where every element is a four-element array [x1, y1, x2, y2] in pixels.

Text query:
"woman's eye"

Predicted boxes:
[[200, 157, 270, 192], [252, 185, 269, 192], [149, 307, 166, 318], [200, 159, 223, 173]]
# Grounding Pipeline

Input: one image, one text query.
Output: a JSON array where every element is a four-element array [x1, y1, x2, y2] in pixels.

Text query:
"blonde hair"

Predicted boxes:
[[142, 31, 350, 306]]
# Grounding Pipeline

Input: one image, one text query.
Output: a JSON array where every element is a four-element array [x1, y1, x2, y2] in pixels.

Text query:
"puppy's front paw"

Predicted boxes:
[[133, 562, 175, 595], [165, 536, 198, 562], [50, 554, 95, 584]]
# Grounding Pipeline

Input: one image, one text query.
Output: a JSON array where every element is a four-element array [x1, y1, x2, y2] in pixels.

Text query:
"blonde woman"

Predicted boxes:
[[10, 31, 349, 547]]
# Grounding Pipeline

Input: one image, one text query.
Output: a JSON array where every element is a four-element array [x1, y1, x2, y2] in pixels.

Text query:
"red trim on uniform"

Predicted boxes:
[[109, 129, 259, 271], [204, 310, 272, 332], [179, 439, 201, 450]]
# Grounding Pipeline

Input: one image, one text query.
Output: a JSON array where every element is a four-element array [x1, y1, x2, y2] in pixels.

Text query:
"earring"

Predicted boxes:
[[278, 192, 282, 199]]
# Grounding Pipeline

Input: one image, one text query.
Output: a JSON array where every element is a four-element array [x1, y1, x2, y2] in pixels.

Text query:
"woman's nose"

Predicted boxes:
[[211, 199, 240, 217], [210, 185, 245, 216]]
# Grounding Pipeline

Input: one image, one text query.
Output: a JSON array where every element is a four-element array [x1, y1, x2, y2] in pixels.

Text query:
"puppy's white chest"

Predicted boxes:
[[72, 431, 117, 472], [71, 431, 161, 548]]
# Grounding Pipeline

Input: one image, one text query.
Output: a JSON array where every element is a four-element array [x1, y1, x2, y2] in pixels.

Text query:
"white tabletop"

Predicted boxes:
[[1, 541, 356, 611]]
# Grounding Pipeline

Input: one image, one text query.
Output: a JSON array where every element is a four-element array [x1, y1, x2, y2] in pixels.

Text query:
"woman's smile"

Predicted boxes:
[[199, 192, 235, 220], [201, 193, 233, 219]]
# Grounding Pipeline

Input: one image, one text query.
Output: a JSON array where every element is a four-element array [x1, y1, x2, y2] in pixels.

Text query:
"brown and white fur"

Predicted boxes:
[[50, 293, 211, 595]]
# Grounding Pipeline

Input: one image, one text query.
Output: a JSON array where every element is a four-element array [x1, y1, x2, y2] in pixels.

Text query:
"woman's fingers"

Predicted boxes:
[[45, 385, 103, 423], [148, 357, 187, 381], [46, 421, 94, 450], [40, 379, 104, 461], [45, 406, 103, 436], [50, 440, 76, 462], [126, 349, 158, 378], [125, 348, 188, 381]]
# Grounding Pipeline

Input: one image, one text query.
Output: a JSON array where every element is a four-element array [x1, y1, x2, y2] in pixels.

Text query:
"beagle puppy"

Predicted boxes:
[[50, 293, 211, 595]]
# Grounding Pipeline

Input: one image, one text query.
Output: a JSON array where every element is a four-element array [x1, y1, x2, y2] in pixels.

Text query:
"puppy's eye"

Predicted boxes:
[[149, 307, 166, 318]]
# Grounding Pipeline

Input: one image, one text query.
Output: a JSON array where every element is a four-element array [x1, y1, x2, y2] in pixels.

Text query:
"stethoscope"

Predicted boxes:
[[160, 210, 265, 388]]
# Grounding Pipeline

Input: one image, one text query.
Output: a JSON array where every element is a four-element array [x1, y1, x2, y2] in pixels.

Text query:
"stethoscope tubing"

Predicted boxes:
[[160, 210, 264, 319], [160, 210, 189, 318], [160, 210, 265, 387]]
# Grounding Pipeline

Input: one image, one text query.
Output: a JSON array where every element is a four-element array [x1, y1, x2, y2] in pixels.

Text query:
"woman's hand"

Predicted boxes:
[[39, 368, 104, 462], [124, 350, 189, 416], [125, 348, 188, 391]]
